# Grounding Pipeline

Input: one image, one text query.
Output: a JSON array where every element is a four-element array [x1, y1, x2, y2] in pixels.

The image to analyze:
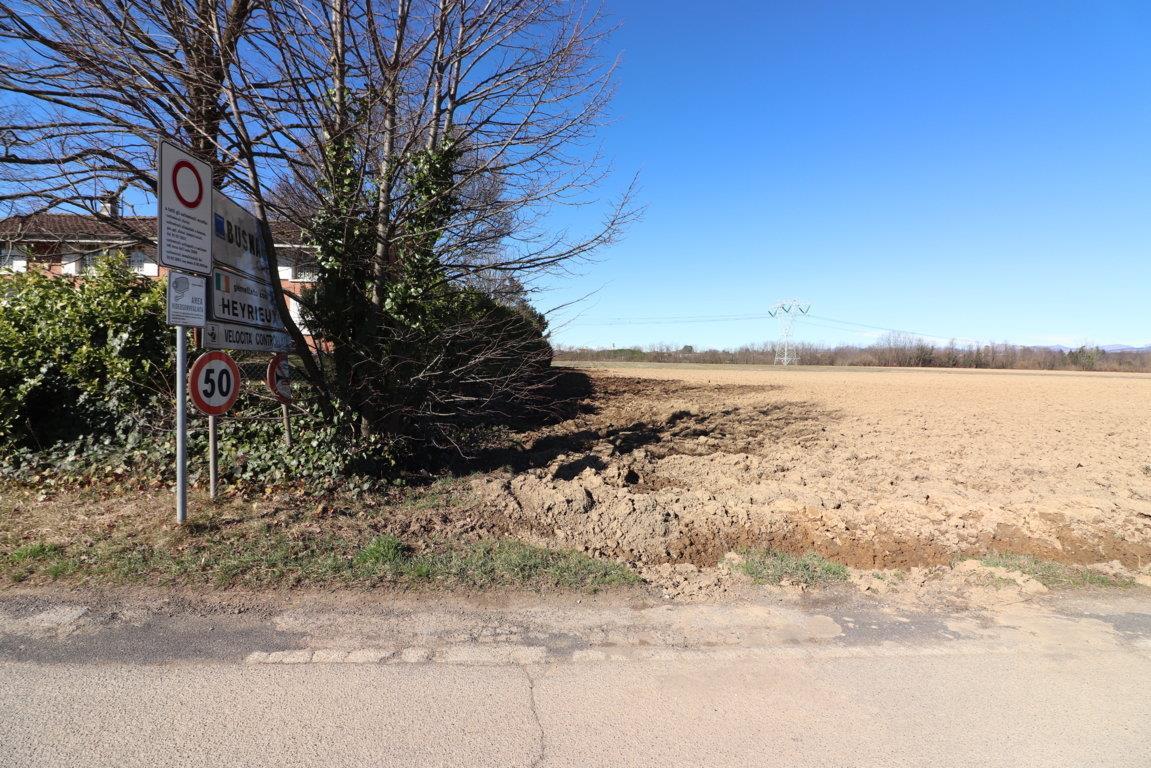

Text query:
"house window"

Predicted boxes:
[[0, 244, 28, 273], [60, 250, 99, 275], [128, 251, 158, 277], [278, 259, 317, 283], [292, 260, 318, 282], [62, 248, 146, 275]]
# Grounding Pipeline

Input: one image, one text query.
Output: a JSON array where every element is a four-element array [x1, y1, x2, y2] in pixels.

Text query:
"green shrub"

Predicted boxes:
[[0, 253, 170, 447], [0, 250, 398, 491]]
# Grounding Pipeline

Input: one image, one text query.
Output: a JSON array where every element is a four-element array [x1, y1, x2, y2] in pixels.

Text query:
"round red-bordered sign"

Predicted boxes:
[[171, 160, 204, 209], [189, 351, 241, 416], [266, 353, 292, 404]]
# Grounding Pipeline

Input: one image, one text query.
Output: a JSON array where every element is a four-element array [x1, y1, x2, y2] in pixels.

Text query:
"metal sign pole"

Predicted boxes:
[[208, 414, 218, 499], [160, 140, 211, 527], [175, 326, 188, 525], [281, 403, 292, 448]]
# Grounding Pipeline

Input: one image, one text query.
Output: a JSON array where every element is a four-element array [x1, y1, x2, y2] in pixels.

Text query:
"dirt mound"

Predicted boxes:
[[475, 369, 1151, 572]]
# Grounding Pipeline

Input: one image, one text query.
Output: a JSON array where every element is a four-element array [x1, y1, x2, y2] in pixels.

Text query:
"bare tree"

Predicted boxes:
[[0, 0, 636, 445], [0, 0, 329, 391]]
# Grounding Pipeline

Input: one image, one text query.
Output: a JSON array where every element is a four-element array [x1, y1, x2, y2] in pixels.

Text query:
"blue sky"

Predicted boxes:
[[537, 0, 1151, 349]]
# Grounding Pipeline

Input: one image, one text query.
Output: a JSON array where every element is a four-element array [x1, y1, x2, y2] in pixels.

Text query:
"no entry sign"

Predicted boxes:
[[266, 353, 292, 403], [189, 351, 241, 416], [158, 141, 212, 276]]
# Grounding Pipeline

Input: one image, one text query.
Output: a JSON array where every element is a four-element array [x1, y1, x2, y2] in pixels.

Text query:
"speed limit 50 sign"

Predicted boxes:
[[189, 351, 241, 416]]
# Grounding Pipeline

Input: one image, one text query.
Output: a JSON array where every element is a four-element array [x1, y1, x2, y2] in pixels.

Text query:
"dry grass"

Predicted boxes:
[[979, 553, 1135, 589], [0, 483, 636, 591]]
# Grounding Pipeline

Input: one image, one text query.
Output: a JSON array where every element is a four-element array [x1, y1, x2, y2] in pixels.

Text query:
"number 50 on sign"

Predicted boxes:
[[189, 351, 242, 416]]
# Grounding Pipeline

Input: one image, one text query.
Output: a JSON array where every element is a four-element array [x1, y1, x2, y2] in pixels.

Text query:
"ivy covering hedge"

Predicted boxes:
[[0, 254, 170, 448]]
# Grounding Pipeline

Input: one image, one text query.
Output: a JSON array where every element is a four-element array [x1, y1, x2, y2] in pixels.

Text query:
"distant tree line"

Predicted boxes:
[[555, 333, 1151, 373]]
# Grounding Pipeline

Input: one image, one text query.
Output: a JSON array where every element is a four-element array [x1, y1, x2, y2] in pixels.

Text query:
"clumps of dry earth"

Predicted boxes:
[[472, 369, 1151, 601]]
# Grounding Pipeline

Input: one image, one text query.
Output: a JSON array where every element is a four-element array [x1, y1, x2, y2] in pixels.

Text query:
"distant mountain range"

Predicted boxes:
[[1043, 344, 1151, 353]]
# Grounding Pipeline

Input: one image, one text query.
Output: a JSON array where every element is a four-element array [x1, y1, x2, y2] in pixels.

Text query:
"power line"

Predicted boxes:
[[791, 318, 884, 336], [568, 309, 984, 344], [800, 314, 984, 345], [571, 310, 776, 322], [569, 313, 776, 326]]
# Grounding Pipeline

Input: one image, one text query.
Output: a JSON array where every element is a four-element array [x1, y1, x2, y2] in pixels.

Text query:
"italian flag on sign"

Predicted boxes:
[[215, 272, 231, 292]]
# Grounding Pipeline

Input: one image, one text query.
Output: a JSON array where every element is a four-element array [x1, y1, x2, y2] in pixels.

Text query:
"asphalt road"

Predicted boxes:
[[2, 589, 1149, 767]]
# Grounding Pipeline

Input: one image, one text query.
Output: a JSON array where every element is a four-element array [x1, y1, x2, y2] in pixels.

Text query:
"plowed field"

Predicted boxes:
[[476, 363, 1151, 571]]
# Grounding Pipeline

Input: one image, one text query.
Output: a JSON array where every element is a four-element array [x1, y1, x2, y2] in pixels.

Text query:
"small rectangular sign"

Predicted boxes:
[[202, 321, 294, 352], [158, 141, 212, 275], [212, 190, 271, 281], [166, 271, 207, 327], [210, 268, 284, 330]]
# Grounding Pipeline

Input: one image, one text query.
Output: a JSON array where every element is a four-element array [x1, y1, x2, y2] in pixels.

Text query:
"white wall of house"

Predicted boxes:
[[59, 248, 157, 276], [0, 245, 27, 273], [288, 296, 308, 333], [277, 255, 318, 283], [129, 251, 158, 276], [59, 251, 91, 275]]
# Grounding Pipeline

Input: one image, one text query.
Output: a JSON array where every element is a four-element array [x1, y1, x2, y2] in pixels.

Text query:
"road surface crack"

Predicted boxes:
[[520, 665, 547, 768]]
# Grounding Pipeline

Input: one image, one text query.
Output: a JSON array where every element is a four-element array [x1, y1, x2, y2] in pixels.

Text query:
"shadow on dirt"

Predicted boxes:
[[434, 372, 829, 482], [427, 370, 689, 478], [420, 369, 603, 478], [457, 417, 669, 477]]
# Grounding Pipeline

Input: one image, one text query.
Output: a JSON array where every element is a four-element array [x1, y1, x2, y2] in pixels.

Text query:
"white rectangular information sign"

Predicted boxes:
[[158, 141, 212, 275], [166, 271, 207, 326], [211, 268, 284, 330], [203, 321, 293, 352], [212, 190, 271, 281]]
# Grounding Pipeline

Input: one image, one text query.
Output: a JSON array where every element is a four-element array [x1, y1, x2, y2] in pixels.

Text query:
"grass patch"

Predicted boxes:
[[353, 536, 639, 590], [45, 559, 80, 579], [1, 517, 637, 592], [4, 542, 77, 582], [397, 478, 459, 512], [735, 548, 849, 587], [980, 552, 1135, 589], [355, 534, 408, 568], [0, 484, 639, 592], [7, 542, 62, 564]]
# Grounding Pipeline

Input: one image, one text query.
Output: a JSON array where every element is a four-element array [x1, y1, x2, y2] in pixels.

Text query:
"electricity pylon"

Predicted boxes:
[[768, 300, 810, 365]]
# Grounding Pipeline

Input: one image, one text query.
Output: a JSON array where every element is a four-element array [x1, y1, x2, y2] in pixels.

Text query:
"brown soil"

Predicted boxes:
[[474, 364, 1151, 570]]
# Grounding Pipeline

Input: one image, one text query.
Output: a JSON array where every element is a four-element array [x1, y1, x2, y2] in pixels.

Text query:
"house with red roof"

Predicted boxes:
[[0, 200, 317, 331]]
